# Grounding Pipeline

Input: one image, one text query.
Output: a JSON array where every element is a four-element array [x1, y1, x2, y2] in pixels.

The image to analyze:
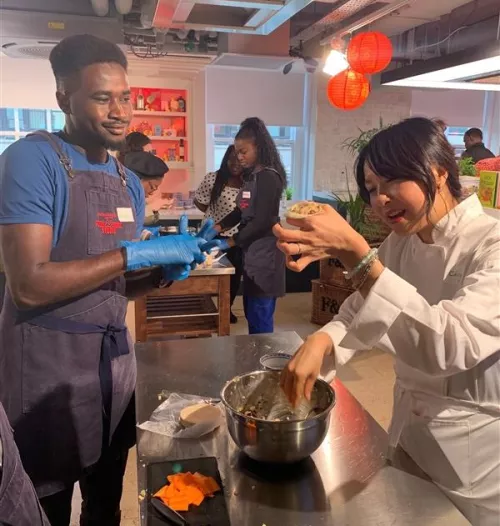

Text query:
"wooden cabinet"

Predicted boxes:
[[134, 274, 231, 341]]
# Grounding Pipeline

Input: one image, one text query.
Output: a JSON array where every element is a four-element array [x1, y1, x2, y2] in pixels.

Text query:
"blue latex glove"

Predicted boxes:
[[143, 226, 162, 238], [178, 214, 222, 253], [217, 239, 231, 251], [197, 218, 219, 242], [162, 264, 191, 282], [121, 235, 210, 272]]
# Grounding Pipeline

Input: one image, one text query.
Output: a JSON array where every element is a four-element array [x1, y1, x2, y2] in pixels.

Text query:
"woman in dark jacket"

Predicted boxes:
[[212, 118, 287, 334]]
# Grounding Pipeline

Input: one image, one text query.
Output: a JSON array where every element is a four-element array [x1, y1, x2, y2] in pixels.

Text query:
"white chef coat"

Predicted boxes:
[[319, 195, 500, 526]]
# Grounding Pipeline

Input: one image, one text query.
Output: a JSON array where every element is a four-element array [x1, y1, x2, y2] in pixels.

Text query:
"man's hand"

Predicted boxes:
[[196, 218, 221, 242], [120, 235, 208, 271]]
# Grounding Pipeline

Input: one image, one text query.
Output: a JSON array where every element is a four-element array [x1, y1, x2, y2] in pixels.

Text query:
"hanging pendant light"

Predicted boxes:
[[327, 68, 370, 111], [114, 0, 133, 15], [347, 31, 393, 74], [90, 0, 109, 17]]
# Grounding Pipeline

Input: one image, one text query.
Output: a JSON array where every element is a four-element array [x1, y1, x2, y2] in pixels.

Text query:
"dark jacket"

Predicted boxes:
[[462, 143, 495, 164]]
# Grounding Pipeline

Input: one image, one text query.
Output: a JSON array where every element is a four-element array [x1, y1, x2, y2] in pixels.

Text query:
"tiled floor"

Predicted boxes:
[[70, 293, 395, 526]]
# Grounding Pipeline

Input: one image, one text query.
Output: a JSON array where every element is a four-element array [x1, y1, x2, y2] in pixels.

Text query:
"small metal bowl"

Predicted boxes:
[[259, 353, 292, 371]]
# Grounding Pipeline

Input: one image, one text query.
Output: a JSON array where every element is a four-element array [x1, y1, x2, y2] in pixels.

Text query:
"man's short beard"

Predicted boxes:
[[101, 135, 126, 152]]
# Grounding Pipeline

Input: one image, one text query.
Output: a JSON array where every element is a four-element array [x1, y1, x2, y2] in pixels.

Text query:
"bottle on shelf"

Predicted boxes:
[[177, 96, 186, 112], [170, 97, 179, 112], [136, 89, 145, 110], [179, 139, 185, 162]]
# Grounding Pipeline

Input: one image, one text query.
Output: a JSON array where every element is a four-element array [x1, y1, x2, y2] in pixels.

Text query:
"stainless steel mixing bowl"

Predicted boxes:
[[221, 370, 336, 463]]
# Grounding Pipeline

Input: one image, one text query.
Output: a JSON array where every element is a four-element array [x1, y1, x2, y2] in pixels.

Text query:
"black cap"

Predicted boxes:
[[123, 151, 169, 179]]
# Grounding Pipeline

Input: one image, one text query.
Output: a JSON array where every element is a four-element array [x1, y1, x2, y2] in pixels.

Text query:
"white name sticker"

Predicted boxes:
[[242, 191, 251, 198], [117, 207, 135, 223]]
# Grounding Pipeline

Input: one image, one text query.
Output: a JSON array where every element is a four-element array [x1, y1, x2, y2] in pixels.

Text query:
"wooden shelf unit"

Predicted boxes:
[[129, 86, 189, 165], [133, 110, 187, 117]]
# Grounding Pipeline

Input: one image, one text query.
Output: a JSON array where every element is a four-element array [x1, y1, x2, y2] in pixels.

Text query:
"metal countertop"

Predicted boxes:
[[135, 331, 470, 526]]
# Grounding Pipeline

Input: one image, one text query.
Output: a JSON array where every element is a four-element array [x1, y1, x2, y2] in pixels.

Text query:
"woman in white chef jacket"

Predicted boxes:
[[274, 117, 500, 526]]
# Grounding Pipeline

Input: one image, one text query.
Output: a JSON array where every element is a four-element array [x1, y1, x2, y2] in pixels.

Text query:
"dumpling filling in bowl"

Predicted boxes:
[[285, 201, 324, 219]]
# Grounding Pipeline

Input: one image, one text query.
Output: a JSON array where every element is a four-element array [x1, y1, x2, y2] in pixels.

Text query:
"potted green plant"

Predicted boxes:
[[331, 170, 386, 242], [337, 118, 391, 244], [457, 157, 477, 177], [331, 173, 366, 232], [342, 117, 386, 156]]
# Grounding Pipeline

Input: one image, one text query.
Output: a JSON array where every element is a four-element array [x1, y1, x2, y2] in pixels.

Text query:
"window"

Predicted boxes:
[[445, 126, 469, 158], [51, 111, 66, 132], [0, 109, 15, 132], [210, 124, 298, 186], [0, 108, 65, 154], [0, 136, 16, 155], [19, 109, 47, 132]]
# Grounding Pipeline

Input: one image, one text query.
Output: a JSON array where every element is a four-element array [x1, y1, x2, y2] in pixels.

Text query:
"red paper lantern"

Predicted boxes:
[[347, 31, 393, 74], [327, 69, 370, 111]]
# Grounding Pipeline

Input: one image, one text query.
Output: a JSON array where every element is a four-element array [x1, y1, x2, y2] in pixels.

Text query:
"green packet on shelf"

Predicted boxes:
[[478, 170, 499, 209]]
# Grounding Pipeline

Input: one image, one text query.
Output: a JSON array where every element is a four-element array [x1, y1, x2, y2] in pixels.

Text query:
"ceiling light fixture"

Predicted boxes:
[[386, 80, 500, 91], [381, 41, 500, 92], [323, 50, 348, 77]]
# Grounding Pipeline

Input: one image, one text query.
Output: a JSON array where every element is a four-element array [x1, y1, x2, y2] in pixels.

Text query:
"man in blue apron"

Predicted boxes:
[[0, 34, 212, 526]]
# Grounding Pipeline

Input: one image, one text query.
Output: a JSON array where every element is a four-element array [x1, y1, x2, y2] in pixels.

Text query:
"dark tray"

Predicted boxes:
[[147, 457, 230, 526]]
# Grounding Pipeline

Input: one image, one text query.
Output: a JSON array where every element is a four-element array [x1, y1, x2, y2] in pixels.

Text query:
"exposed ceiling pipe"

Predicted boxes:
[[319, 0, 411, 45], [115, 0, 133, 15], [291, 0, 374, 46], [90, 0, 110, 17], [392, 14, 500, 61]]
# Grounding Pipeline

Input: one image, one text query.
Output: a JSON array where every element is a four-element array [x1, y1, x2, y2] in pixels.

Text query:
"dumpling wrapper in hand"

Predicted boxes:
[[179, 403, 221, 428]]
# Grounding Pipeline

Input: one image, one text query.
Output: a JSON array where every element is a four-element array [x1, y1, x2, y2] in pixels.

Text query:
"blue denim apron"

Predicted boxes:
[[236, 167, 286, 298], [0, 131, 137, 499], [0, 402, 50, 525]]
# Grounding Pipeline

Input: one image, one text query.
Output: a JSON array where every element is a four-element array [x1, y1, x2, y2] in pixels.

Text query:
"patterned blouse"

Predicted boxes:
[[195, 172, 240, 237]]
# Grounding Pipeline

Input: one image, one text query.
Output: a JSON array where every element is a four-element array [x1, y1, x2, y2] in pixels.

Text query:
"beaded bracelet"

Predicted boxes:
[[353, 256, 378, 290], [343, 248, 378, 280]]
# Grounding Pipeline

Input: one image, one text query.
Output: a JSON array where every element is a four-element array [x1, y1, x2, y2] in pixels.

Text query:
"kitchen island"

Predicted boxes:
[[135, 331, 470, 526]]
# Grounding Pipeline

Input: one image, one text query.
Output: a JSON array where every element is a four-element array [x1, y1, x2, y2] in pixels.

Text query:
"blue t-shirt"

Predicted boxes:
[[0, 134, 145, 245]]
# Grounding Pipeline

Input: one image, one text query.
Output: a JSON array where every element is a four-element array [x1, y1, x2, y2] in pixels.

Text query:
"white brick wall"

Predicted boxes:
[[314, 76, 412, 195]]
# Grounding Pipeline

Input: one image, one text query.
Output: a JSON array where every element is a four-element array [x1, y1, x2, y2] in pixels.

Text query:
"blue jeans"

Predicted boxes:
[[243, 296, 277, 335]]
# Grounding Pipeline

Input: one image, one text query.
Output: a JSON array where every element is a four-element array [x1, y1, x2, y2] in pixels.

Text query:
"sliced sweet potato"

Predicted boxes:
[[153, 471, 221, 512]]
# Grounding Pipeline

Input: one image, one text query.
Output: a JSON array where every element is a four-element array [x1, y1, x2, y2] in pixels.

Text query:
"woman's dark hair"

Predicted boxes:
[[118, 132, 151, 162], [236, 117, 287, 187], [125, 132, 151, 153], [210, 145, 239, 205], [355, 117, 461, 213]]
